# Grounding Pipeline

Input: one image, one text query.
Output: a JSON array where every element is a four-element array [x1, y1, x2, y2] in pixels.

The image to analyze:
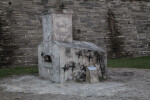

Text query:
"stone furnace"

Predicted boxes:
[[38, 9, 107, 83]]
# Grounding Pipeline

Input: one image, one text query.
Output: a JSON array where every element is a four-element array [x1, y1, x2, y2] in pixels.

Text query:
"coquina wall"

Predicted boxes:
[[0, 0, 150, 67]]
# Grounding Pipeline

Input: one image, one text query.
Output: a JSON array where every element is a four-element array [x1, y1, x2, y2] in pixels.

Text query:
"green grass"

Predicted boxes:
[[108, 56, 150, 69], [0, 66, 38, 79], [0, 56, 149, 79]]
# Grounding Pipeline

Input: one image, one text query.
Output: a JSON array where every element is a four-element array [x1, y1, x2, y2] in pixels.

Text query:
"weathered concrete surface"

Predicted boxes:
[[86, 67, 99, 83], [39, 12, 107, 83], [39, 41, 107, 83], [42, 13, 72, 42], [0, 68, 150, 100]]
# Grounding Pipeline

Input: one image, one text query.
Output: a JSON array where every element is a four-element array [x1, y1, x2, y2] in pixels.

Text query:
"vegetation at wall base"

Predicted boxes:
[[0, 66, 38, 79], [0, 56, 150, 79], [108, 56, 150, 69]]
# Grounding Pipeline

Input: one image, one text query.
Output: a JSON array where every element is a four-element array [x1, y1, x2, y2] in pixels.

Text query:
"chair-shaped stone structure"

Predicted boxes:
[[38, 10, 107, 83]]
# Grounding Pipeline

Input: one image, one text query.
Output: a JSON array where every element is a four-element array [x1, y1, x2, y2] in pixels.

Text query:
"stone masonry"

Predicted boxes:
[[0, 0, 150, 67]]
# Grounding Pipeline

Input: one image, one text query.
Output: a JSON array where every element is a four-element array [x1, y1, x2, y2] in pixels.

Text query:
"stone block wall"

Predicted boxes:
[[63, 0, 150, 58], [0, 0, 59, 67], [0, 0, 150, 67], [107, 0, 150, 57]]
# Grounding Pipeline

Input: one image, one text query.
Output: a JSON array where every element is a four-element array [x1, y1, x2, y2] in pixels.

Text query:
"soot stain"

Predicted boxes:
[[63, 64, 70, 72], [76, 50, 82, 58], [87, 53, 93, 62], [70, 62, 76, 72]]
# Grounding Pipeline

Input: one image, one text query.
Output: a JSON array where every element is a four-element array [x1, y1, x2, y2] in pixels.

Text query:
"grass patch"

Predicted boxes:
[[108, 56, 150, 69], [0, 56, 149, 79], [0, 66, 38, 79]]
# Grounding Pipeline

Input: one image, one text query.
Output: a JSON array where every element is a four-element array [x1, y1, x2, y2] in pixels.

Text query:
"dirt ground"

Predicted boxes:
[[0, 68, 150, 100]]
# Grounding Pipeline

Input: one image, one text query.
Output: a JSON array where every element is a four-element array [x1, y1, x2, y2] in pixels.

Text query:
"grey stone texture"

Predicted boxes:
[[38, 12, 107, 83], [86, 67, 99, 83], [0, 0, 150, 67], [42, 13, 73, 42]]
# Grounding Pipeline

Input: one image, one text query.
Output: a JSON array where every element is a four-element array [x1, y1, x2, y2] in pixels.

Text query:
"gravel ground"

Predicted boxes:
[[0, 68, 150, 100]]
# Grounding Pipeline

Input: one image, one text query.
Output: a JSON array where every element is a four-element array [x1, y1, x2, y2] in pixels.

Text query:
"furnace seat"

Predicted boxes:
[[38, 10, 107, 83]]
